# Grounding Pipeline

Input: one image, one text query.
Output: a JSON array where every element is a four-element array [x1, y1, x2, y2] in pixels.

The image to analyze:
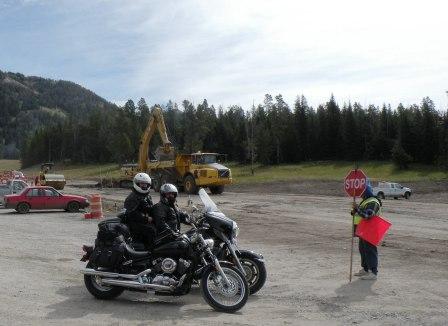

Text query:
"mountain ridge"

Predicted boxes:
[[0, 70, 118, 159]]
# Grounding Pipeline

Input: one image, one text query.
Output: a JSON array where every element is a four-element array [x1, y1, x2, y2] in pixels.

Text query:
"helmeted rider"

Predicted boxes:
[[151, 183, 190, 244], [123, 173, 155, 249]]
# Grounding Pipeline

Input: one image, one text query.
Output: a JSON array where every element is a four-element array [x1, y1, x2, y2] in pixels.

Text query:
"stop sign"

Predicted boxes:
[[344, 169, 367, 197]]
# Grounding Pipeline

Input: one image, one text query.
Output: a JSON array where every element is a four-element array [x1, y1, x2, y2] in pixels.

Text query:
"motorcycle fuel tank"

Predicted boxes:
[[153, 239, 190, 258]]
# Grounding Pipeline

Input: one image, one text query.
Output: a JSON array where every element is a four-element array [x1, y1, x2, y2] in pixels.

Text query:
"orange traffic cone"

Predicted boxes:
[[84, 194, 103, 219]]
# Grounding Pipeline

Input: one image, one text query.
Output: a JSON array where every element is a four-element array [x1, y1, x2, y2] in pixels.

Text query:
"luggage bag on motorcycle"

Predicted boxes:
[[89, 219, 130, 269], [97, 218, 131, 243]]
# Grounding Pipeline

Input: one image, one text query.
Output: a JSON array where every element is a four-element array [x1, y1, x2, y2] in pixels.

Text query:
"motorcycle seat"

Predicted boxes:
[[124, 244, 151, 259]]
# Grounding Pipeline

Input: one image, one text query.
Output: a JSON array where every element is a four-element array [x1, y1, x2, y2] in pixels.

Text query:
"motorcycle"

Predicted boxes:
[[80, 215, 249, 312], [189, 189, 266, 295]]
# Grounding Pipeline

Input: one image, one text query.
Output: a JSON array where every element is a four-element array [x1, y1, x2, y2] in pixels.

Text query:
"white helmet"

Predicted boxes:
[[133, 173, 152, 194], [160, 183, 178, 204], [160, 183, 178, 195]]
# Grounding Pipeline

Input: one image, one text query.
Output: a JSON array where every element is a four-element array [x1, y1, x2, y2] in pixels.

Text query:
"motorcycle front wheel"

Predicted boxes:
[[201, 262, 249, 312]]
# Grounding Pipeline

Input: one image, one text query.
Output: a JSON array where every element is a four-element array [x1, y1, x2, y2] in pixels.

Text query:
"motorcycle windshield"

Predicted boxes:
[[199, 188, 221, 213]]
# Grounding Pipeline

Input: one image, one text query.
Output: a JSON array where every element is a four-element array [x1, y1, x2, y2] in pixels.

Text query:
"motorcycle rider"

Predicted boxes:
[[123, 173, 155, 249], [151, 183, 190, 244]]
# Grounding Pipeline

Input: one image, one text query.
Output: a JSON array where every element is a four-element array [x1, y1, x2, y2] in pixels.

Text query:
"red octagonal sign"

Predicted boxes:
[[344, 169, 367, 197]]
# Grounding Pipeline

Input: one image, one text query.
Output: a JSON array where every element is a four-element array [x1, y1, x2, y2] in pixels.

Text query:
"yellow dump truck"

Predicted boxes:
[[126, 106, 232, 194]]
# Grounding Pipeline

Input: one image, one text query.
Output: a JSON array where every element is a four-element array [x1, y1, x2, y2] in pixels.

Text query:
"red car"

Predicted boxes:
[[3, 186, 89, 213]]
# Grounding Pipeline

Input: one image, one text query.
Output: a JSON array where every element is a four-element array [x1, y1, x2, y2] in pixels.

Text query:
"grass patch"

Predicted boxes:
[[2, 160, 447, 183], [0, 160, 21, 171], [0, 160, 122, 180], [229, 161, 448, 184]]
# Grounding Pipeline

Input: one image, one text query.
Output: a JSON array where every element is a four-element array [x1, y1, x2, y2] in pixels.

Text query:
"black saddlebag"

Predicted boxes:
[[97, 218, 130, 242], [89, 219, 130, 268]]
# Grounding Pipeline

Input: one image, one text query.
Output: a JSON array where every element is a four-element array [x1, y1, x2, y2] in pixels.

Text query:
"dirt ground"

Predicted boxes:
[[0, 180, 447, 325]]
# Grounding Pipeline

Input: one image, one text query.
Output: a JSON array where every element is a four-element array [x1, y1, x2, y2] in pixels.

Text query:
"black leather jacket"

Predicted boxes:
[[151, 200, 189, 235], [123, 189, 153, 225]]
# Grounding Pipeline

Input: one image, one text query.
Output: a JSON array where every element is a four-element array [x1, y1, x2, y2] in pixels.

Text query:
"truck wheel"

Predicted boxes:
[[377, 192, 385, 199], [404, 192, 411, 199], [184, 175, 198, 194], [210, 185, 224, 195], [17, 202, 30, 214]]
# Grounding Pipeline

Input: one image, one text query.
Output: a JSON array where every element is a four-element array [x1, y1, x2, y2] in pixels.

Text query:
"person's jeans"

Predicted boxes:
[[359, 238, 378, 274]]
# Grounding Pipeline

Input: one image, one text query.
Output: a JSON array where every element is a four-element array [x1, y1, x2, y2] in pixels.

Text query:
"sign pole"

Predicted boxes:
[[344, 166, 366, 283], [349, 165, 358, 283], [349, 185, 355, 282]]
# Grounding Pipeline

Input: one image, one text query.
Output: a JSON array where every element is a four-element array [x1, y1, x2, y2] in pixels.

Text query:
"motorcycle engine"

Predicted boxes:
[[161, 258, 177, 274], [151, 258, 191, 286], [153, 258, 191, 275]]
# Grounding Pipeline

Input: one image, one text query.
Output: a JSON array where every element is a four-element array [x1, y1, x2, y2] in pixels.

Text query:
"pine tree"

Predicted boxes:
[[293, 95, 309, 161]]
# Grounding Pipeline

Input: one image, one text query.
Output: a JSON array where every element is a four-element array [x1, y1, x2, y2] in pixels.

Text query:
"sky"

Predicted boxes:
[[1, 0, 447, 110]]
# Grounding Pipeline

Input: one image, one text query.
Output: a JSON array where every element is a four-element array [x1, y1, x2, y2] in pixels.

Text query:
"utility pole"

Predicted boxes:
[[250, 102, 255, 175]]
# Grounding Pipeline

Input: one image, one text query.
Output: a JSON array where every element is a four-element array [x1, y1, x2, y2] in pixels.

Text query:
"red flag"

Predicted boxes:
[[355, 215, 392, 246]]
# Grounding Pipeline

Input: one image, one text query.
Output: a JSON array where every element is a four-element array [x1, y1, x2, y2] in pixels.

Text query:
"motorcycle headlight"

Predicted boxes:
[[232, 221, 239, 239]]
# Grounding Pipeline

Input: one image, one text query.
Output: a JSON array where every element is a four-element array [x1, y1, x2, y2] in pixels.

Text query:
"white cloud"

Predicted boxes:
[[2, 0, 448, 109]]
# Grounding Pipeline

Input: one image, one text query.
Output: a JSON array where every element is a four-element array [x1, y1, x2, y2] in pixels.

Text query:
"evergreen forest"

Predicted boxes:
[[1, 70, 447, 169]]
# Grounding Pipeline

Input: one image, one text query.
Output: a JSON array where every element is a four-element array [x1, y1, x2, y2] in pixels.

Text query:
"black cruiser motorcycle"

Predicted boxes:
[[80, 214, 249, 312], [189, 189, 266, 294]]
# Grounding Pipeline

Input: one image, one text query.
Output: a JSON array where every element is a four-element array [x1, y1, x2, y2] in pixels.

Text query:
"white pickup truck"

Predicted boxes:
[[0, 179, 28, 206], [372, 182, 412, 199]]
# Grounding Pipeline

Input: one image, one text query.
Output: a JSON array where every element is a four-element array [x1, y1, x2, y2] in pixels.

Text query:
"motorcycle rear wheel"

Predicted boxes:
[[238, 252, 267, 295], [84, 263, 124, 300], [201, 262, 249, 312]]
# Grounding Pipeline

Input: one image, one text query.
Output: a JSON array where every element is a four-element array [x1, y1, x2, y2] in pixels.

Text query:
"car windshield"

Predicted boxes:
[[199, 188, 221, 213], [197, 154, 217, 164]]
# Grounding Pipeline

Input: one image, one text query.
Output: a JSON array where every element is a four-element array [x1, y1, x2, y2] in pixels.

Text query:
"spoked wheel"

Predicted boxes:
[[201, 262, 249, 312], [84, 263, 124, 300], [239, 254, 267, 295]]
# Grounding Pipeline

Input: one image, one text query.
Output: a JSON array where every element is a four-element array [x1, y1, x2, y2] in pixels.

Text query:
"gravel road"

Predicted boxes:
[[0, 182, 447, 325]]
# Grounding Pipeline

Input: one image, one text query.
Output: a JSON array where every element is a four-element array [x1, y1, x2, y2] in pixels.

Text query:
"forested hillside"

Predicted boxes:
[[0, 70, 117, 158], [19, 92, 448, 170]]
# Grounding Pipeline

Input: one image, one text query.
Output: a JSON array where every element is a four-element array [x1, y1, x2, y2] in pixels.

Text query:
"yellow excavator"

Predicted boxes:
[[122, 106, 232, 194]]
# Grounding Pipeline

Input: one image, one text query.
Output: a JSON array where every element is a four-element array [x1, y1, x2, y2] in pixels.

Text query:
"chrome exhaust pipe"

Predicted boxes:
[[80, 268, 152, 280], [101, 279, 174, 292]]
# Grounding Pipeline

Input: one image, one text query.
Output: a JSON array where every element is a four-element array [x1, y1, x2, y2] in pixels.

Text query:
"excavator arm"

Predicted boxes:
[[138, 106, 174, 171]]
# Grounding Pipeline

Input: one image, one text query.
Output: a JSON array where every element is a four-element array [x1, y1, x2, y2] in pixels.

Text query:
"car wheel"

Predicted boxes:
[[377, 192, 385, 199], [404, 192, 411, 199], [17, 202, 30, 214], [67, 201, 80, 212]]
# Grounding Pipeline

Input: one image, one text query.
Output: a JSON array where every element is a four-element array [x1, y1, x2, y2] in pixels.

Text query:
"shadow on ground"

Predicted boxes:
[[45, 284, 243, 323]]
